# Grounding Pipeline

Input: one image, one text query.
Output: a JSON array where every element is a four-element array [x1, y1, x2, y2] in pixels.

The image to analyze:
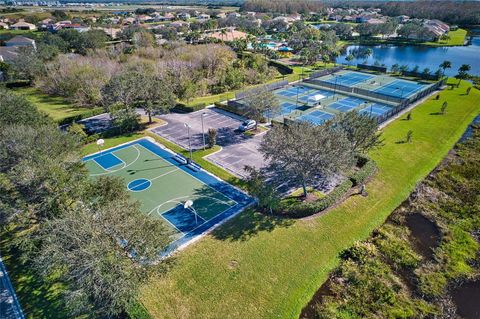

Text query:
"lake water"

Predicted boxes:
[[337, 31, 480, 76]]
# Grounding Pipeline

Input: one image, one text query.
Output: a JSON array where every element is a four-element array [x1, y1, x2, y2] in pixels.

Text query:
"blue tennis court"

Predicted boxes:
[[374, 80, 426, 98], [360, 103, 393, 117], [326, 72, 374, 86], [275, 85, 313, 98], [296, 110, 335, 125], [329, 96, 367, 112], [298, 89, 334, 104], [265, 102, 303, 117]]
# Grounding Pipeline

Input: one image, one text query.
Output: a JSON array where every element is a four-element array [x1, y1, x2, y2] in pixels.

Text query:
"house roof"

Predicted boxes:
[[5, 36, 35, 45], [0, 46, 19, 62], [11, 21, 36, 28], [208, 29, 248, 41]]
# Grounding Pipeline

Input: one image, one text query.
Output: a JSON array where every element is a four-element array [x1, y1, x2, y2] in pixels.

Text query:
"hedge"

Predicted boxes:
[[268, 60, 294, 75], [350, 159, 377, 186], [57, 108, 104, 126], [279, 179, 354, 218], [278, 158, 377, 218], [173, 102, 206, 113]]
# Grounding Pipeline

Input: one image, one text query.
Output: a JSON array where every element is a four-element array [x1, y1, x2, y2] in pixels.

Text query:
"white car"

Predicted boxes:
[[238, 119, 256, 132]]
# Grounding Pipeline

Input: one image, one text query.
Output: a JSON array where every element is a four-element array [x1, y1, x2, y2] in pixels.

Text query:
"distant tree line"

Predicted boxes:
[[335, 0, 480, 25], [241, 0, 326, 14]]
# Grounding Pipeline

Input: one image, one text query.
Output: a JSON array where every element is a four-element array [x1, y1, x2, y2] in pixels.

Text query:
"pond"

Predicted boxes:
[[337, 30, 480, 76]]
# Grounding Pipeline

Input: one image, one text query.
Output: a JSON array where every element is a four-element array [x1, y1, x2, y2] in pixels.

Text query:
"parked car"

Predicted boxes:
[[238, 119, 256, 132]]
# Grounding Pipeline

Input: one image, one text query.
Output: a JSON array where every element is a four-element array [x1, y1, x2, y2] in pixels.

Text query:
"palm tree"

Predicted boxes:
[[455, 64, 471, 87], [439, 60, 451, 77], [220, 28, 227, 43]]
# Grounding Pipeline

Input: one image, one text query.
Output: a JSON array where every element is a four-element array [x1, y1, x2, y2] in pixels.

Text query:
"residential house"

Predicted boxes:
[[227, 12, 241, 18], [164, 12, 175, 21], [123, 17, 136, 25], [5, 36, 36, 50], [398, 15, 410, 23], [367, 18, 386, 25], [208, 28, 248, 42], [177, 12, 191, 20], [0, 22, 8, 29], [287, 13, 302, 21], [10, 20, 37, 30], [424, 19, 450, 38], [197, 13, 210, 21]]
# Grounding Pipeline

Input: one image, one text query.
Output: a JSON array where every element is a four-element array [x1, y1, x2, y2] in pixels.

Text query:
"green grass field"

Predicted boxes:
[[138, 80, 480, 318], [12, 87, 101, 122]]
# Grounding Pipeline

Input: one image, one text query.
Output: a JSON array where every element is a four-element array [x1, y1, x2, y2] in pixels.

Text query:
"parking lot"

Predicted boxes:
[[152, 108, 267, 177]]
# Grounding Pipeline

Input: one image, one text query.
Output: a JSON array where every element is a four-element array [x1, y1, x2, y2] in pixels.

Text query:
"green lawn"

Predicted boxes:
[[139, 80, 480, 318], [13, 87, 102, 123], [423, 28, 468, 46]]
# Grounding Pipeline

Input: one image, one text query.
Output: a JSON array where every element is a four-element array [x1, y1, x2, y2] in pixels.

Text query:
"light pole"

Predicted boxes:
[[184, 123, 192, 161], [333, 75, 338, 98], [201, 112, 207, 150]]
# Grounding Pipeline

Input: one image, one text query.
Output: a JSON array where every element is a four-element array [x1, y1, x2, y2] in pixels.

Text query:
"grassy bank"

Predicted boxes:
[[423, 28, 468, 46], [12, 87, 102, 123], [347, 28, 468, 47], [312, 125, 480, 318], [139, 80, 480, 318]]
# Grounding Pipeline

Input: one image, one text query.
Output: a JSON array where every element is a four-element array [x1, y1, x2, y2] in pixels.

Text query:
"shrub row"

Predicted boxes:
[[215, 101, 248, 117], [173, 102, 206, 113], [350, 158, 377, 186], [280, 179, 354, 218], [268, 60, 294, 75], [57, 108, 104, 126], [279, 159, 377, 218]]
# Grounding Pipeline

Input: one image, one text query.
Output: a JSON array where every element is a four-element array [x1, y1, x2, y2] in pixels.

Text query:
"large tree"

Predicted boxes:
[[243, 86, 280, 124], [0, 90, 171, 316], [260, 122, 355, 197], [332, 110, 383, 155], [137, 75, 177, 123], [36, 176, 170, 317]]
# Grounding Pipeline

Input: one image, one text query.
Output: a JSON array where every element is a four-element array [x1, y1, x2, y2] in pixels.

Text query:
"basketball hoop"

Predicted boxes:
[[184, 200, 199, 224], [184, 200, 193, 209]]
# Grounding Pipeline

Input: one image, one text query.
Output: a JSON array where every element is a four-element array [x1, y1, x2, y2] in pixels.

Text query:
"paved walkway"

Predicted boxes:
[[0, 255, 24, 319]]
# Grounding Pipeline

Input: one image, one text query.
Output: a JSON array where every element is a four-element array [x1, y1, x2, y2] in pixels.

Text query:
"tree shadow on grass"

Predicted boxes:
[[211, 209, 294, 242], [0, 241, 68, 319]]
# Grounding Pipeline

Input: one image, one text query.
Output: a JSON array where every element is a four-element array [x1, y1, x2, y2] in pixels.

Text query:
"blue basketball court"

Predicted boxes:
[[83, 138, 254, 254], [374, 80, 426, 98], [296, 110, 335, 125], [326, 72, 374, 86]]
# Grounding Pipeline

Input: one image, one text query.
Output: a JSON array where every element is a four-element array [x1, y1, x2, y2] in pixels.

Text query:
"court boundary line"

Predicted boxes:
[[88, 145, 141, 177], [127, 178, 153, 192], [148, 194, 237, 238], [136, 143, 239, 207]]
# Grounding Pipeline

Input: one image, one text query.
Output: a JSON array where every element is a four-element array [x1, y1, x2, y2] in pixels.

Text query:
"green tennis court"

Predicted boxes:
[[83, 138, 253, 252]]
